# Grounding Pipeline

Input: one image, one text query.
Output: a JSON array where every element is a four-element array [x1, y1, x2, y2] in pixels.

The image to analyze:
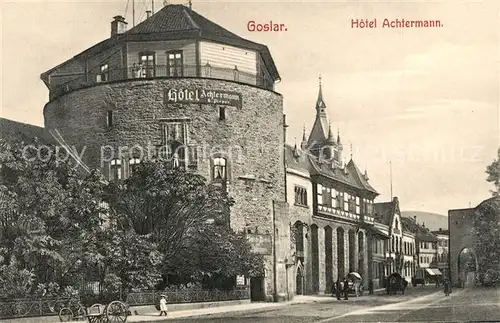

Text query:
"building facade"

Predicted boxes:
[[401, 217, 441, 284], [431, 228, 449, 278], [41, 4, 293, 301], [285, 81, 398, 295]]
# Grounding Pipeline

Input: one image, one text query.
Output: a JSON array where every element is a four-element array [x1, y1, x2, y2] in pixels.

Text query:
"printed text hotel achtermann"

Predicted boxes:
[[165, 88, 242, 108]]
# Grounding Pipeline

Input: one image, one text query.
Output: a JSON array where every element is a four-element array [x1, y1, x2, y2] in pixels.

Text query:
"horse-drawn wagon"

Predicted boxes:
[[386, 272, 408, 295], [59, 300, 128, 323]]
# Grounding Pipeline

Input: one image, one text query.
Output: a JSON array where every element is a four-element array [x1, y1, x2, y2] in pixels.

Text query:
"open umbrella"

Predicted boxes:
[[349, 272, 362, 280]]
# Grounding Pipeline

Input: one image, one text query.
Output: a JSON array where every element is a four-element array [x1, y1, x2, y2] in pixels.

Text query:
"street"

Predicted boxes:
[[169, 287, 499, 323]]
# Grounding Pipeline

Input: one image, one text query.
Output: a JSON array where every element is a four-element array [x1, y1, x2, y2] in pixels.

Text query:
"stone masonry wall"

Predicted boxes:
[[44, 78, 286, 299]]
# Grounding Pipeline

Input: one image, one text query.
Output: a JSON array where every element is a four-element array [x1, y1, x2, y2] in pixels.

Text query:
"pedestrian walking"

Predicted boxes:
[[159, 295, 168, 316], [368, 279, 374, 295], [335, 278, 342, 300], [343, 277, 349, 300], [443, 277, 451, 296]]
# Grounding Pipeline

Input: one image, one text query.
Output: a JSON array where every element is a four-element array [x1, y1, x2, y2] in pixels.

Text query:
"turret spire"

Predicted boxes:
[[316, 74, 326, 113], [301, 125, 308, 150], [326, 122, 335, 144], [337, 128, 342, 145]]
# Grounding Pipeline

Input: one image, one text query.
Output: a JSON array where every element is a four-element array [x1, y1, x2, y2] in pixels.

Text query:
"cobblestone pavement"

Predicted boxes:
[[165, 286, 450, 322]]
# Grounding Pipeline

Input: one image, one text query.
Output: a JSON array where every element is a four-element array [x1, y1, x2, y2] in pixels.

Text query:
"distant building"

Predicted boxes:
[[431, 228, 449, 278], [374, 197, 417, 284], [402, 217, 441, 283], [0, 118, 52, 143]]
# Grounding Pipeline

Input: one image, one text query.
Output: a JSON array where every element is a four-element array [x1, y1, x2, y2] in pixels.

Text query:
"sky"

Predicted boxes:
[[1, 0, 499, 215]]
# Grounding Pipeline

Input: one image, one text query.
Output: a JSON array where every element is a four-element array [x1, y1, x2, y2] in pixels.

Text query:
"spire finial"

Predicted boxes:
[[350, 142, 353, 159], [302, 124, 307, 141], [319, 74, 322, 87]]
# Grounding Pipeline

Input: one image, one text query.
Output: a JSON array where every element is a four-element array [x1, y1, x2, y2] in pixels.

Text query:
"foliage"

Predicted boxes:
[[0, 258, 35, 300], [105, 161, 234, 261], [471, 198, 500, 286], [163, 224, 264, 289], [105, 160, 262, 290], [0, 138, 107, 294], [1, 139, 261, 296], [486, 148, 500, 196]]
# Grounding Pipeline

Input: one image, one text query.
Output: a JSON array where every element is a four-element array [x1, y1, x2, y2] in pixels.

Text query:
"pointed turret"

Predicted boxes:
[[316, 75, 327, 115], [326, 123, 335, 145], [293, 138, 300, 158], [364, 168, 369, 181], [300, 125, 308, 150], [307, 75, 330, 148], [337, 128, 342, 145]]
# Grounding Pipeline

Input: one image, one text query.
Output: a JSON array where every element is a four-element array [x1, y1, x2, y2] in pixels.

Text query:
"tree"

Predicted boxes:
[[0, 137, 106, 289], [486, 148, 500, 196], [471, 198, 500, 286], [104, 161, 234, 261]]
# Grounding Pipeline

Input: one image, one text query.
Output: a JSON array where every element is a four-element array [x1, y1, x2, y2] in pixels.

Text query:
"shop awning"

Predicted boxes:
[[426, 268, 442, 275]]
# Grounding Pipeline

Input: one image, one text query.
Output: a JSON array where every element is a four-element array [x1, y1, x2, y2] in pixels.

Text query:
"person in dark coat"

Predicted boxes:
[[443, 277, 451, 296], [368, 279, 374, 295], [343, 278, 349, 300], [335, 278, 342, 300]]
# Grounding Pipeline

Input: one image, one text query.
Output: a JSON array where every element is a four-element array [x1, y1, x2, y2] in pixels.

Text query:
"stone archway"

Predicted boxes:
[[458, 247, 478, 288], [295, 265, 304, 295]]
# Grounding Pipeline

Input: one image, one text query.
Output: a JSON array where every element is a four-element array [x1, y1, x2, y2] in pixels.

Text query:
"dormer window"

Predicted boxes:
[[167, 51, 183, 77]]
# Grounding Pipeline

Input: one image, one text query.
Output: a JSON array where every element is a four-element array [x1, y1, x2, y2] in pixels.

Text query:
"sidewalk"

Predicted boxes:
[[0, 289, 388, 323]]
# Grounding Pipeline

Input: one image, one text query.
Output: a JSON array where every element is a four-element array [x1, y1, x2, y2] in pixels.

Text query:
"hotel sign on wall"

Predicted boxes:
[[164, 88, 242, 108], [247, 233, 272, 255]]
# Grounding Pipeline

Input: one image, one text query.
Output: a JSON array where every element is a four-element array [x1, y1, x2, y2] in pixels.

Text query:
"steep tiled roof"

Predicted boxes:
[[0, 118, 53, 143], [284, 144, 312, 174], [373, 201, 394, 226], [346, 159, 377, 193], [401, 217, 437, 242], [285, 146, 378, 195]]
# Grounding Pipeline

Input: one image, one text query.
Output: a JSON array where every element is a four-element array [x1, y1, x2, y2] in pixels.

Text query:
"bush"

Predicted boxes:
[[0, 260, 35, 300], [480, 269, 500, 287]]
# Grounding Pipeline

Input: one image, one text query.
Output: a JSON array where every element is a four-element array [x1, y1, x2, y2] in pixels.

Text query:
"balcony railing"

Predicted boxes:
[[50, 64, 275, 100]]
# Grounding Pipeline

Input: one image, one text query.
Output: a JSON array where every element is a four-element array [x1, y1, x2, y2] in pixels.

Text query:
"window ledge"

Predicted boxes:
[[293, 203, 309, 209]]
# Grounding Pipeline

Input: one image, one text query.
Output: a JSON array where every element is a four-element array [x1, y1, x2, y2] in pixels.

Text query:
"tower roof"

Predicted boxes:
[[308, 76, 329, 145], [41, 4, 279, 84]]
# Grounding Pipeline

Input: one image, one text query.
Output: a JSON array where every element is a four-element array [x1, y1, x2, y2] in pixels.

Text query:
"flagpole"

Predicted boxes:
[[390, 161, 393, 200]]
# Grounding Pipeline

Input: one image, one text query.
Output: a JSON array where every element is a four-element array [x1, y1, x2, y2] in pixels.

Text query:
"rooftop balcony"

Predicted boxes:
[[49, 64, 275, 100]]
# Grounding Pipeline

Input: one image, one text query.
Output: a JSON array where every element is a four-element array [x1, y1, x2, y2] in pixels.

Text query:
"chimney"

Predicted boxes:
[[439, 228, 442, 232], [422, 222, 425, 228], [111, 15, 128, 37], [146, 10, 152, 19], [413, 215, 417, 222]]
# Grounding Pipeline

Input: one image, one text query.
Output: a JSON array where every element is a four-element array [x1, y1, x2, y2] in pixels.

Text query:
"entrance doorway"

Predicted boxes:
[[250, 277, 265, 301], [296, 267, 304, 295]]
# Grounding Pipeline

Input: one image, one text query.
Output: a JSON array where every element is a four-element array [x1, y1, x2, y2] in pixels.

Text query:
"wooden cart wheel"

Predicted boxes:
[[58, 307, 73, 322], [106, 300, 127, 323]]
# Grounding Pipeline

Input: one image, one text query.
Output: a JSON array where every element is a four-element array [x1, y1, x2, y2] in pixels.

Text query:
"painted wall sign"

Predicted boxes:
[[247, 233, 272, 255], [164, 88, 242, 108]]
